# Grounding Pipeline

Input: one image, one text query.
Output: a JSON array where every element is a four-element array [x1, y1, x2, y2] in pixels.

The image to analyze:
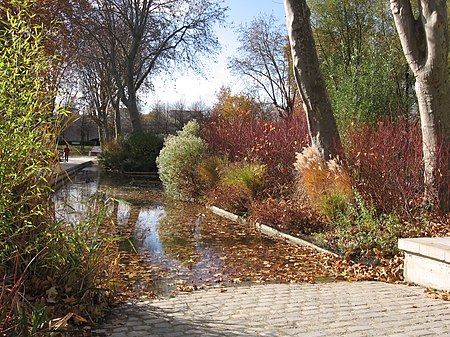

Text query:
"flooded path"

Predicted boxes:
[[54, 167, 335, 298]]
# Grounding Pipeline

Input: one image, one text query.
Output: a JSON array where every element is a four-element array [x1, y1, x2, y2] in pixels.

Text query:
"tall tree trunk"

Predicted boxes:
[[284, 0, 342, 160], [98, 126, 106, 149], [124, 76, 143, 133], [126, 98, 143, 134], [113, 96, 122, 140], [390, 0, 450, 212]]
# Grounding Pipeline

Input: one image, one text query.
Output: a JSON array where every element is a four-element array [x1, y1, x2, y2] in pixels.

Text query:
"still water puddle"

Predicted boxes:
[[54, 166, 334, 297]]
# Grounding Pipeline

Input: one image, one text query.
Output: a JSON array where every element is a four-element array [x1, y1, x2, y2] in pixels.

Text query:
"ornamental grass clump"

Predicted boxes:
[[294, 146, 353, 219], [157, 120, 207, 200], [206, 162, 266, 215], [222, 162, 266, 197], [196, 155, 227, 191]]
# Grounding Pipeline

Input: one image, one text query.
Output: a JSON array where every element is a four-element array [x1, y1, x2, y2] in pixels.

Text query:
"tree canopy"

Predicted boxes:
[[229, 14, 297, 118], [80, 0, 227, 133]]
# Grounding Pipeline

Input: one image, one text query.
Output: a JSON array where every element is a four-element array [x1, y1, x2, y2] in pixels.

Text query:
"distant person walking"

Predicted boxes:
[[63, 145, 70, 162]]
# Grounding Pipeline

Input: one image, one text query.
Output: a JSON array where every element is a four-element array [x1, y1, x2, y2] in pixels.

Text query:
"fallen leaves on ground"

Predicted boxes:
[[425, 288, 450, 301], [98, 186, 340, 299], [321, 254, 404, 283], [96, 185, 415, 302]]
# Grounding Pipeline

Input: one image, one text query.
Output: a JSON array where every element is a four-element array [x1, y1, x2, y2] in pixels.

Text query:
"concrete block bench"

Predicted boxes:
[[398, 237, 450, 291]]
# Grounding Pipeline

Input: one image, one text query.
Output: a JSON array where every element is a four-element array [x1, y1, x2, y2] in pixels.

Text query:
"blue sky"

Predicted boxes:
[[145, 0, 286, 109]]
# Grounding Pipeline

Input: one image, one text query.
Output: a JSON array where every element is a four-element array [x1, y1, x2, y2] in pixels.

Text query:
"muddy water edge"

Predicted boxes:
[[53, 165, 336, 298]]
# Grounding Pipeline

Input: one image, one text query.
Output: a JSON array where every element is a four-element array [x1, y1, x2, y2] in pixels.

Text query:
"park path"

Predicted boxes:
[[92, 281, 450, 337], [57, 155, 97, 172]]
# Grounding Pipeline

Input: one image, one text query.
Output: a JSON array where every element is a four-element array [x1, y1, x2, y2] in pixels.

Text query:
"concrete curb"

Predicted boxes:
[[208, 205, 339, 257], [52, 160, 94, 190]]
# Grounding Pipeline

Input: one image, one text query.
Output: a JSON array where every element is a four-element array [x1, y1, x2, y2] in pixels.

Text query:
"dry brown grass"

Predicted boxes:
[[294, 147, 353, 212]]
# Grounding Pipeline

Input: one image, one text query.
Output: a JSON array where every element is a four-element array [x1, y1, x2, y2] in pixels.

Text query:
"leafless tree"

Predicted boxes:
[[229, 14, 297, 119], [85, 0, 226, 133]]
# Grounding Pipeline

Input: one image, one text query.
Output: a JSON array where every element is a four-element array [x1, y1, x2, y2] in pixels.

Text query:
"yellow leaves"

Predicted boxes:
[[211, 86, 262, 121], [425, 289, 450, 301]]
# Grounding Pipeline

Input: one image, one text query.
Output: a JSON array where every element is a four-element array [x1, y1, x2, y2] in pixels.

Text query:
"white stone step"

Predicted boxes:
[[399, 237, 450, 291]]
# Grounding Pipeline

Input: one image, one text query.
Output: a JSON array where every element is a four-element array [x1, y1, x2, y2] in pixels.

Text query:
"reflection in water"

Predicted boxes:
[[54, 168, 227, 295], [116, 201, 131, 228], [135, 206, 166, 256], [53, 167, 98, 225], [55, 168, 333, 296]]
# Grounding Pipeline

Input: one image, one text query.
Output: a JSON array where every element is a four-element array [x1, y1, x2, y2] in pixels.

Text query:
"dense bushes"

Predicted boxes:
[[323, 194, 417, 258], [344, 117, 424, 216], [100, 132, 163, 172], [167, 112, 442, 260], [157, 120, 207, 200], [0, 3, 116, 334], [201, 114, 309, 190]]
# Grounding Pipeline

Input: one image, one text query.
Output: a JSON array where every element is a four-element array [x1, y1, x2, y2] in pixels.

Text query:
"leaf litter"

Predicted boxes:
[[99, 185, 341, 300]]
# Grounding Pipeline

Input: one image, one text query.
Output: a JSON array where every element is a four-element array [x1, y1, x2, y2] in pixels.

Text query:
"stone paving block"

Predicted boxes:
[[110, 333, 129, 337], [93, 282, 450, 337], [297, 331, 327, 337]]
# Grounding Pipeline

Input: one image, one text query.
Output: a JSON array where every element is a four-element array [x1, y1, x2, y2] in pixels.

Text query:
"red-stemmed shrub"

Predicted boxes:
[[201, 114, 310, 192], [207, 183, 253, 216], [248, 198, 327, 235], [344, 117, 424, 216]]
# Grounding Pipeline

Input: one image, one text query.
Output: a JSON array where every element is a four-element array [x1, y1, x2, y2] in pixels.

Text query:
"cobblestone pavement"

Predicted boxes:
[[92, 281, 450, 337]]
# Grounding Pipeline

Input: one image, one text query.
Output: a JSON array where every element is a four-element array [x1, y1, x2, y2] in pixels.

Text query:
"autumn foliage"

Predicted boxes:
[[201, 113, 309, 189], [344, 117, 424, 216], [195, 106, 449, 260], [293, 146, 353, 215]]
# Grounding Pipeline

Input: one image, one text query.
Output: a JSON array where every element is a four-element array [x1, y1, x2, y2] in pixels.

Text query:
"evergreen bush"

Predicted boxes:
[[157, 120, 207, 200], [100, 132, 163, 172]]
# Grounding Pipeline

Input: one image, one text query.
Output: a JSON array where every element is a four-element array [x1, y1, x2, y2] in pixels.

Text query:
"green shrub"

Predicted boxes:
[[222, 162, 266, 197], [318, 191, 352, 221], [330, 193, 412, 258], [100, 132, 163, 172], [157, 120, 207, 200]]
